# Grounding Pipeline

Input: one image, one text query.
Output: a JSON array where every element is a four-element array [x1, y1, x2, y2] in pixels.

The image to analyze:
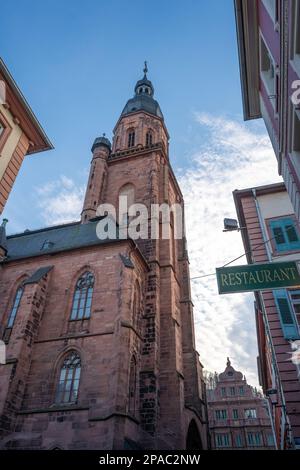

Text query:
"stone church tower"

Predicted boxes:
[[0, 66, 208, 450]]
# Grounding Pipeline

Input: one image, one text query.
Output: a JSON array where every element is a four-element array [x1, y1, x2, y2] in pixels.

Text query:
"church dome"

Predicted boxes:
[[91, 134, 112, 153], [121, 62, 164, 119]]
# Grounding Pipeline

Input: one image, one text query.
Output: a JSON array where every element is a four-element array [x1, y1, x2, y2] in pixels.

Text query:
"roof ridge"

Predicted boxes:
[[7, 220, 81, 239]]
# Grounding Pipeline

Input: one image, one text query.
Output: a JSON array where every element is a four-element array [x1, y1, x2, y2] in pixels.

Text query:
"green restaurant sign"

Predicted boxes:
[[216, 261, 300, 294]]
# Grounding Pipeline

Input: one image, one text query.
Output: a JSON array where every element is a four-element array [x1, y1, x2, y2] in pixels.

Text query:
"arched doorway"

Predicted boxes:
[[186, 419, 203, 450]]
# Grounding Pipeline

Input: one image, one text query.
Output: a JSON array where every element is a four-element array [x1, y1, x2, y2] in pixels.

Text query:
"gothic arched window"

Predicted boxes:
[[170, 212, 176, 267], [128, 130, 135, 148], [128, 355, 137, 415], [55, 352, 81, 404], [70, 271, 94, 320], [6, 286, 24, 329], [115, 135, 120, 151], [132, 281, 141, 329], [118, 183, 135, 227], [146, 131, 153, 147]]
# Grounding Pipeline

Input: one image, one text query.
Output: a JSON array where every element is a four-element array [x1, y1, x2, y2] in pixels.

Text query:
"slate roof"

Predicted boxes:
[[121, 71, 164, 120], [119, 253, 134, 269], [0, 222, 8, 254], [4, 217, 124, 262], [121, 94, 164, 119], [23, 266, 53, 284]]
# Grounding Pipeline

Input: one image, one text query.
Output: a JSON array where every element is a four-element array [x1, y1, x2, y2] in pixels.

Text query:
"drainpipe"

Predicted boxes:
[[252, 189, 272, 262], [266, 397, 278, 450]]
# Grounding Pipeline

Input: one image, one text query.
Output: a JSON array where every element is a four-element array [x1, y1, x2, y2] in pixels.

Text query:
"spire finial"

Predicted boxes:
[[102, 132, 106, 137], [226, 357, 231, 367], [143, 60, 148, 76], [1, 218, 8, 228]]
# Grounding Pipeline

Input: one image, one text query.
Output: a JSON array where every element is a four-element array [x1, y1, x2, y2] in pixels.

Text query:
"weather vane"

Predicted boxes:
[[143, 60, 148, 75]]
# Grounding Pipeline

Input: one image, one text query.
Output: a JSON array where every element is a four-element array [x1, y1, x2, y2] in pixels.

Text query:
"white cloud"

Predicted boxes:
[[36, 175, 85, 225], [178, 113, 282, 387]]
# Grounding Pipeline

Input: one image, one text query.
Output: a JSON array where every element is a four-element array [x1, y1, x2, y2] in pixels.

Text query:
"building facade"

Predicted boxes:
[[234, 0, 300, 221], [207, 359, 275, 449], [0, 68, 208, 450], [0, 58, 52, 213], [234, 182, 300, 449]]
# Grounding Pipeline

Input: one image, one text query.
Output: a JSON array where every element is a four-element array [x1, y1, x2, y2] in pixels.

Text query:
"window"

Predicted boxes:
[[55, 352, 81, 404], [296, 1, 300, 56], [216, 434, 230, 448], [267, 433, 275, 446], [118, 183, 135, 227], [262, 0, 279, 23], [132, 281, 141, 329], [260, 36, 276, 100], [247, 432, 255, 446], [146, 131, 153, 147], [221, 387, 226, 397], [6, 286, 23, 329], [255, 433, 262, 446], [291, 0, 300, 70], [128, 130, 135, 148], [236, 434, 242, 447], [216, 409, 227, 420], [41, 239, 54, 251], [268, 216, 300, 252], [245, 409, 257, 419], [230, 386, 235, 396], [239, 386, 244, 396], [70, 272, 94, 320], [289, 290, 300, 327], [273, 289, 299, 340], [292, 108, 300, 153], [0, 112, 12, 153], [247, 432, 261, 446], [275, 73, 280, 115], [128, 356, 137, 415], [233, 409, 238, 420]]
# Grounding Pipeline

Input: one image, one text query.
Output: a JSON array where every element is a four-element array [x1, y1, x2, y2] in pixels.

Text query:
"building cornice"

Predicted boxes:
[[109, 142, 183, 200], [0, 57, 53, 154], [113, 109, 170, 140], [234, 0, 261, 120]]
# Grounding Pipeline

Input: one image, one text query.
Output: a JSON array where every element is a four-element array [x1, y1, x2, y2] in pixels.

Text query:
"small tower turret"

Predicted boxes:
[[0, 218, 8, 260], [81, 134, 111, 223]]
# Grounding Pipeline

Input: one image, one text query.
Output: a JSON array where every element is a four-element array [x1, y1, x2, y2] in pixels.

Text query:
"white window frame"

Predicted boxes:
[[291, 0, 300, 75], [262, 0, 279, 27], [259, 34, 278, 115], [287, 289, 300, 334], [245, 408, 257, 419], [289, 101, 300, 161]]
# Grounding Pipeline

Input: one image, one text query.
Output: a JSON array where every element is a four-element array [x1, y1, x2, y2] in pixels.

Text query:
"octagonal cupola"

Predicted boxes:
[[134, 61, 154, 97], [120, 62, 164, 120]]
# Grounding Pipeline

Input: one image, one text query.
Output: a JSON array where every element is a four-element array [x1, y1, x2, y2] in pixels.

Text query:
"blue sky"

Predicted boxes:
[[1, 1, 283, 384], [2, 0, 240, 225]]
